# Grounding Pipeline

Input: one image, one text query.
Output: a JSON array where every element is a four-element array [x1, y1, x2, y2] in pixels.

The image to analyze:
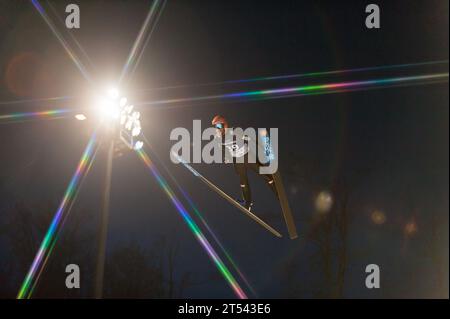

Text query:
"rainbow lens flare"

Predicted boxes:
[[211, 60, 449, 85], [120, 0, 166, 83], [0, 109, 70, 123], [135, 60, 448, 93], [17, 132, 98, 299], [140, 136, 256, 295], [138, 73, 449, 107], [31, 0, 92, 83], [178, 187, 257, 296], [137, 149, 248, 299]]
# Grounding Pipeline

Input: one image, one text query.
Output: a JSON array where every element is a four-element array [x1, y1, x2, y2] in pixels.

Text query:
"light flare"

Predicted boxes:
[[0, 96, 74, 106], [17, 131, 98, 299], [134, 60, 448, 93], [371, 210, 386, 225], [30, 0, 92, 83], [178, 187, 257, 296], [137, 73, 449, 107], [142, 136, 256, 296], [0, 109, 71, 123], [119, 0, 166, 84], [26, 143, 100, 298], [137, 149, 247, 299]]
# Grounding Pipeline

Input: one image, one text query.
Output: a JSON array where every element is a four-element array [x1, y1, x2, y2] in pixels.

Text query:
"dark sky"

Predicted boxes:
[[0, 0, 448, 298]]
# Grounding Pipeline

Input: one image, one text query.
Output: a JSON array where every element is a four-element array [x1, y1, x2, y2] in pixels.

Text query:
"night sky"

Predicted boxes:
[[0, 0, 448, 298]]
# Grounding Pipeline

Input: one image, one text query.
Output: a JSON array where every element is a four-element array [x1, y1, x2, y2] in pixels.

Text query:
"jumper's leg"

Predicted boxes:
[[235, 163, 252, 209], [248, 163, 278, 197]]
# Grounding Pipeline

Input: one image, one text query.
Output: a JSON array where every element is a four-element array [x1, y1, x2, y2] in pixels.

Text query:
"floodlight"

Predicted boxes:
[[132, 126, 141, 137], [113, 94, 144, 151], [125, 118, 133, 130], [75, 114, 87, 121], [107, 87, 119, 99], [134, 141, 144, 150], [96, 94, 120, 120], [123, 105, 133, 115], [120, 114, 127, 125]]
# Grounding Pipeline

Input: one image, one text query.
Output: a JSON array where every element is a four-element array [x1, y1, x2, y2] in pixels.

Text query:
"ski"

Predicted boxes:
[[173, 152, 282, 238], [272, 171, 298, 239]]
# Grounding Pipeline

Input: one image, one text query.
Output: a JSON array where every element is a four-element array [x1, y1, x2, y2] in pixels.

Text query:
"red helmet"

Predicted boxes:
[[211, 115, 229, 129]]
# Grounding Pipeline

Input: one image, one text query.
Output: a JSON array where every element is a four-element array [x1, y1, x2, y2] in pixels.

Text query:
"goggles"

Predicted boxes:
[[214, 123, 224, 129]]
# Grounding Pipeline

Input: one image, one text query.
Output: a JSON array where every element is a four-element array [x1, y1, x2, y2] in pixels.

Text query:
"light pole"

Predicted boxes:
[[94, 129, 115, 299], [92, 88, 143, 298]]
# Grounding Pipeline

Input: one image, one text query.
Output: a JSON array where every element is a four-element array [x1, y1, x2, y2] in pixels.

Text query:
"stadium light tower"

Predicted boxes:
[[94, 87, 144, 298], [91, 87, 144, 149]]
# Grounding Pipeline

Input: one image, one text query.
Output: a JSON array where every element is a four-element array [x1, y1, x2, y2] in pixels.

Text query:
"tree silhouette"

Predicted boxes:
[[0, 200, 95, 298], [278, 149, 370, 298], [0, 200, 212, 298]]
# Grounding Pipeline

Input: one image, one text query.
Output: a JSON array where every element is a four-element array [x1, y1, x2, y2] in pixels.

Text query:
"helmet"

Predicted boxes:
[[211, 115, 229, 129]]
